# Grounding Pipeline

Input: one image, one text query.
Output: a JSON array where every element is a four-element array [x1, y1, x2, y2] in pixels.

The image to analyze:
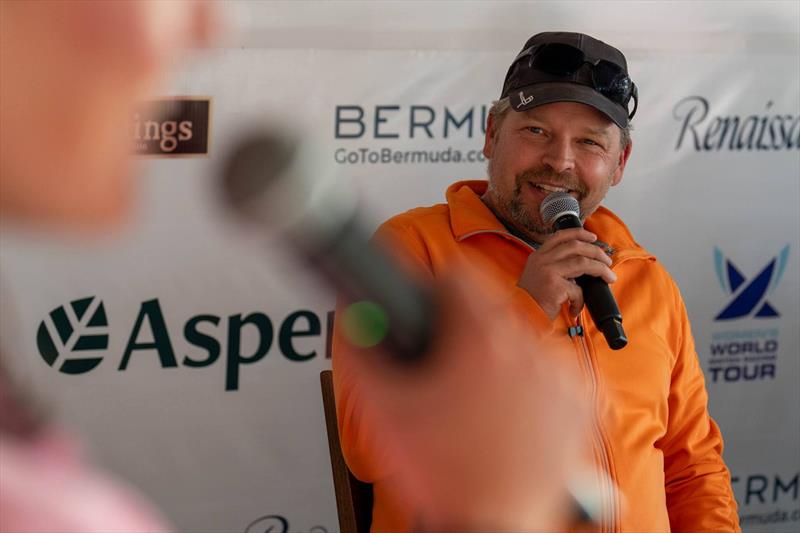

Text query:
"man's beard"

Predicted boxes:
[[486, 164, 587, 240]]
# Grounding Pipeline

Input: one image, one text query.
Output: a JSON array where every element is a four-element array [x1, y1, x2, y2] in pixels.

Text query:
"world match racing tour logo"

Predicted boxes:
[[714, 245, 789, 320], [707, 246, 790, 384], [36, 297, 335, 390]]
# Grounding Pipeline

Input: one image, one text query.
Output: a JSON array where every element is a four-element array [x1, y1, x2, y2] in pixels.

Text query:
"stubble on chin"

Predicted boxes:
[[484, 163, 552, 240], [507, 184, 551, 237]]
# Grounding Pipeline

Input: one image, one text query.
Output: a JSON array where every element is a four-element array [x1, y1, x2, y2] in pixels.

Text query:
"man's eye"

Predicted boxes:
[[582, 138, 600, 146], [528, 127, 543, 134]]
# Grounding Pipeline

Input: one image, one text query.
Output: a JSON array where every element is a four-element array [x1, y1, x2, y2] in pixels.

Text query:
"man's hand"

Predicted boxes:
[[517, 228, 616, 320]]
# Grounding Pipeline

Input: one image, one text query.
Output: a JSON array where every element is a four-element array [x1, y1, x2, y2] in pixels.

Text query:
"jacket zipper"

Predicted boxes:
[[575, 313, 618, 533], [576, 247, 639, 533], [462, 228, 629, 531]]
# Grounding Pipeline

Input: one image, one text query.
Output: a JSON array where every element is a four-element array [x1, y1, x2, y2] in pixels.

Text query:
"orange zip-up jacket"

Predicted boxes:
[[332, 181, 740, 532]]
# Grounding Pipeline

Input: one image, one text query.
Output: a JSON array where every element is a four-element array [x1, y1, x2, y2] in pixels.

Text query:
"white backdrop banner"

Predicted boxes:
[[1, 2, 798, 531]]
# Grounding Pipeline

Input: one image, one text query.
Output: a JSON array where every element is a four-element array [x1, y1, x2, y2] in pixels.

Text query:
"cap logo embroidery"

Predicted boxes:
[[517, 91, 534, 107]]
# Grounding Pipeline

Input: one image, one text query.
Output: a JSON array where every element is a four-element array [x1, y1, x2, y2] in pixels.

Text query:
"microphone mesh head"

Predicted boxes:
[[540, 192, 580, 225]]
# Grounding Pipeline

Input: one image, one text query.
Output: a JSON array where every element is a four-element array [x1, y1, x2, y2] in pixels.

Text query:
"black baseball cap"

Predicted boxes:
[[500, 32, 638, 128]]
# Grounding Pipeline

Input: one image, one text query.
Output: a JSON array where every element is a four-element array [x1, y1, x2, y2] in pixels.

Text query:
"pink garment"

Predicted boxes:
[[1, 429, 172, 533]]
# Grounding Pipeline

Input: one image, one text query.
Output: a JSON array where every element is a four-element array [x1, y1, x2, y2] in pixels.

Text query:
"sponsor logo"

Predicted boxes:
[[244, 515, 328, 533], [714, 246, 789, 320], [732, 470, 800, 527], [333, 146, 485, 165], [132, 97, 211, 156], [673, 96, 800, 152], [36, 297, 109, 374], [333, 103, 490, 166], [707, 246, 790, 384], [517, 90, 534, 107], [36, 297, 334, 391], [334, 104, 489, 140]]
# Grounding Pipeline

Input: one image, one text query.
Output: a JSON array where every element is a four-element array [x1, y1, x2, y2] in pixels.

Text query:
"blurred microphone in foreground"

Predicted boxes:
[[221, 133, 436, 363], [220, 131, 592, 531]]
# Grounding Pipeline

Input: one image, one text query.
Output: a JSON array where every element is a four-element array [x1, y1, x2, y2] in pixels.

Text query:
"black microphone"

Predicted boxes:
[[540, 193, 627, 350], [219, 131, 435, 363]]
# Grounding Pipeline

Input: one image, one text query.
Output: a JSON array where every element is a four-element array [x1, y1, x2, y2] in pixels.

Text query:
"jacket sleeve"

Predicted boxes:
[[331, 218, 434, 483], [659, 276, 741, 532]]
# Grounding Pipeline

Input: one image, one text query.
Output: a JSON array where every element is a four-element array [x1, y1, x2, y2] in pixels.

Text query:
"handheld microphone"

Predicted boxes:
[[219, 131, 434, 363], [540, 193, 627, 350]]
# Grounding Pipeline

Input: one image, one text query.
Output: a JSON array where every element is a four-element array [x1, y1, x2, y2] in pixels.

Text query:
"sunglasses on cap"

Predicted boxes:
[[512, 42, 639, 120]]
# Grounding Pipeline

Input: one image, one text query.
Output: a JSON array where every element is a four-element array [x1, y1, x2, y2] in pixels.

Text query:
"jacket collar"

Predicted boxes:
[[446, 180, 652, 261], [447, 180, 506, 238]]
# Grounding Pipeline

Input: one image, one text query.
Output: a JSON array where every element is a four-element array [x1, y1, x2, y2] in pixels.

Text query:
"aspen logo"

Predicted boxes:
[[36, 297, 109, 374], [132, 97, 211, 156], [35, 297, 334, 391]]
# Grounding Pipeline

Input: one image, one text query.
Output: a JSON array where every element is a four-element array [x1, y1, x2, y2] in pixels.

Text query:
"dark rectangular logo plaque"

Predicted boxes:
[[132, 97, 211, 156]]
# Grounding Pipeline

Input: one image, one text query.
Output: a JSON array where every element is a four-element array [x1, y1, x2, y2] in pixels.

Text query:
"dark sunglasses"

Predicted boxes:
[[513, 43, 638, 120]]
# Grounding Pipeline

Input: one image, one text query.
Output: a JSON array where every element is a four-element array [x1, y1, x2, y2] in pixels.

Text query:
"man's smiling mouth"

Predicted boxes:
[[530, 183, 575, 194]]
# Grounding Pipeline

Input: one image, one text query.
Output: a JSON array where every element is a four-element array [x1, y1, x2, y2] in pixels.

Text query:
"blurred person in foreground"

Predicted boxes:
[[0, 2, 585, 531], [0, 1, 211, 530], [333, 32, 741, 532]]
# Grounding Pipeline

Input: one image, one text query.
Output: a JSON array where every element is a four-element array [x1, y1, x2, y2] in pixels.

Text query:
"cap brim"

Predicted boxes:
[[508, 82, 629, 128]]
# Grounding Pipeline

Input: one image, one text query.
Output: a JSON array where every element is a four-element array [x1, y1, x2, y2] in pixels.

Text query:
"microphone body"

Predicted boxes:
[[543, 195, 628, 350], [293, 212, 436, 362], [221, 133, 433, 363]]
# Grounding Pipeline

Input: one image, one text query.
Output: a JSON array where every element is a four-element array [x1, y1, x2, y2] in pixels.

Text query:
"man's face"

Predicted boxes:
[[0, 1, 214, 229], [482, 101, 631, 242]]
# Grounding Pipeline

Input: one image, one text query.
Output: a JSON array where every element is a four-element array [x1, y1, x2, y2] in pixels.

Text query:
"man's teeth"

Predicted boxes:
[[534, 184, 571, 193]]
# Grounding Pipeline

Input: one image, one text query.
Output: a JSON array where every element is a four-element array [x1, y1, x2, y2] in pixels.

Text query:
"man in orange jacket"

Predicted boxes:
[[333, 32, 740, 532]]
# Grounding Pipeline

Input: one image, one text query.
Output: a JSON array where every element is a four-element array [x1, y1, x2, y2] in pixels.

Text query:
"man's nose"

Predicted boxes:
[[540, 138, 576, 174]]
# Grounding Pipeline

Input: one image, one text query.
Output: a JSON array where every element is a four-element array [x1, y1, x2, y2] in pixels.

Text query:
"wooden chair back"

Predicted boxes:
[[320, 370, 374, 533]]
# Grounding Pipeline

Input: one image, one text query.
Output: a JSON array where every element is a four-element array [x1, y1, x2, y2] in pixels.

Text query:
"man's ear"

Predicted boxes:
[[482, 113, 496, 159], [611, 137, 632, 187]]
